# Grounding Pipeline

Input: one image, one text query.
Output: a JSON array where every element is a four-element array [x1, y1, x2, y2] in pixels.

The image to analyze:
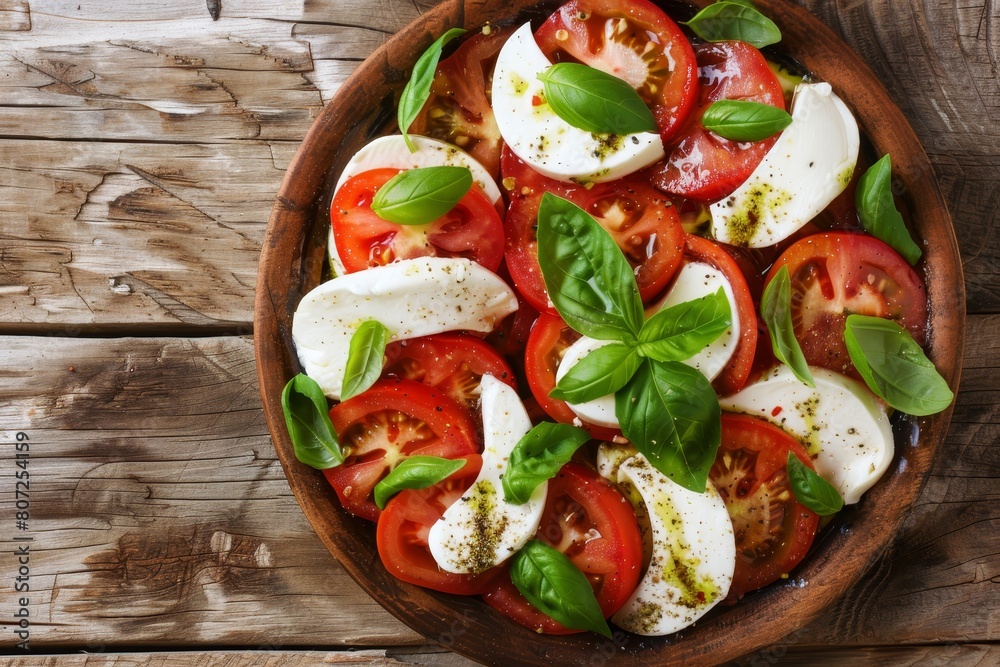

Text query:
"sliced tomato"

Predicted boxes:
[[324, 378, 478, 522], [682, 235, 758, 395], [331, 168, 504, 273], [483, 463, 643, 632], [653, 41, 786, 202], [535, 0, 698, 143], [408, 26, 515, 178], [711, 413, 819, 602], [382, 333, 516, 416], [503, 148, 686, 313], [764, 231, 928, 378], [376, 454, 506, 594]]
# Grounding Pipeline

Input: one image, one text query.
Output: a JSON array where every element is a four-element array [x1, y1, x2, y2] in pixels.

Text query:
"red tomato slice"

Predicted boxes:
[[711, 413, 819, 602], [681, 235, 758, 395], [764, 231, 928, 378], [331, 168, 504, 273], [382, 333, 516, 416], [324, 378, 479, 522], [653, 41, 786, 203], [483, 463, 643, 632], [502, 148, 686, 314], [408, 26, 515, 178], [535, 0, 698, 143], [376, 454, 507, 595]]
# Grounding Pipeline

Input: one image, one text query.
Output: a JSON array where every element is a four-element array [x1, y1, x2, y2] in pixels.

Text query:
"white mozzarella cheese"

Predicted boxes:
[[428, 375, 546, 573], [718, 365, 893, 505], [555, 337, 619, 428], [611, 454, 735, 636], [292, 257, 518, 401], [711, 82, 860, 247], [491, 23, 664, 184]]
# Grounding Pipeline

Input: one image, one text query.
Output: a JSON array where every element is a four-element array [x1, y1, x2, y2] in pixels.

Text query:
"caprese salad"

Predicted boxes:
[[280, 0, 955, 640]]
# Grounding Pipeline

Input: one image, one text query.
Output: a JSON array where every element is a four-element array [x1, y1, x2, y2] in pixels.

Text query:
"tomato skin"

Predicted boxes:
[[376, 454, 507, 595], [324, 378, 479, 522], [483, 463, 643, 632], [764, 231, 928, 379], [535, 0, 698, 143], [654, 41, 786, 203], [331, 168, 504, 273], [711, 413, 819, 602]]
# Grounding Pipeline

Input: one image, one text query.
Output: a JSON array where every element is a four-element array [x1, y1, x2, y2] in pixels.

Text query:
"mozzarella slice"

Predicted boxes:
[[611, 454, 735, 636], [327, 134, 503, 276], [428, 375, 546, 573], [292, 257, 518, 400], [711, 82, 860, 247], [492, 23, 664, 184], [718, 365, 893, 505], [555, 262, 739, 429]]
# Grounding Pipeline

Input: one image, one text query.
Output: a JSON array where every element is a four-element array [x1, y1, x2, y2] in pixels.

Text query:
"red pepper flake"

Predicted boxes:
[[531, 95, 544, 106], [772, 406, 783, 417]]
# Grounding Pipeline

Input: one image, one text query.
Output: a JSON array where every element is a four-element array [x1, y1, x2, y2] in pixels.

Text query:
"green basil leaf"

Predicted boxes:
[[761, 266, 814, 387], [682, 2, 782, 48], [537, 62, 657, 135], [510, 540, 612, 638], [503, 423, 591, 505], [397, 27, 467, 152], [615, 359, 721, 492], [637, 288, 731, 362], [701, 99, 792, 141], [844, 314, 954, 416], [341, 320, 390, 400], [856, 154, 922, 265], [536, 193, 644, 342], [370, 166, 473, 226], [550, 343, 641, 404], [281, 374, 344, 470], [373, 455, 465, 510], [787, 452, 843, 515]]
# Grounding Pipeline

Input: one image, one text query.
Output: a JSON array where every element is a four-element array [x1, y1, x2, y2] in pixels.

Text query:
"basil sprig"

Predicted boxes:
[[683, 2, 782, 48], [701, 100, 792, 142], [538, 62, 658, 135], [370, 166, 473, 226], [397, 27, 466, 152], [761, 266, 814, 387], [373, 455, 466, 510], [510, 540, 612, 638], [537, 193, 728, 492], [281, 374, 344, 470], [856, 154, 922, 265], [502, 423, 591, 504], [787, 453, 843, 515], [844, 314, 954, 416], [342, 320, 390, 400]]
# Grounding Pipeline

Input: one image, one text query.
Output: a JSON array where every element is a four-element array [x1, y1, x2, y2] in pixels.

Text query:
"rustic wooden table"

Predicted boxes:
[[0, 0, 996, 665]]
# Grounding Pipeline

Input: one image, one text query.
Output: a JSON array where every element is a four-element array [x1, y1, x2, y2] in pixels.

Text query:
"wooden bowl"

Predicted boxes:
[[254, 1, 965, 664]]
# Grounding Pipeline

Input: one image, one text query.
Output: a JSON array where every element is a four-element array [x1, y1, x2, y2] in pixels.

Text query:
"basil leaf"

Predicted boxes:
[[537, 62, 657, 135], [373, 455, 465, 510], [503, 423, 591, 505], [637, 288, 731, 362], [397, 27, 466, 152], [341, 320, 390, 400], [510, 540, 612, 638], [787, 453, 843, 515], [856, 154, 922, 265], [701, 100, 792, 142], [550, 342, 641, 404], [536, 193, 644, 342], [616, 359, 721, 492], [281, 374, 343, 470], [682, 2, 782, 48], [761, 266, 814, 387], [370, 166, 473, 226], [844, 314, 954, 416]]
